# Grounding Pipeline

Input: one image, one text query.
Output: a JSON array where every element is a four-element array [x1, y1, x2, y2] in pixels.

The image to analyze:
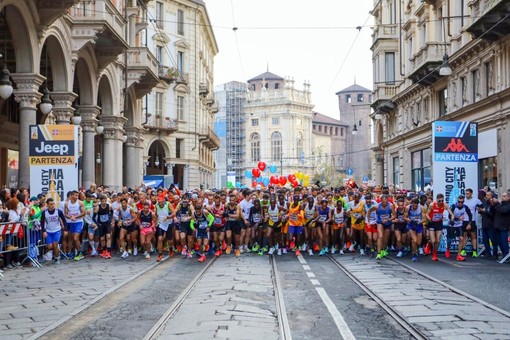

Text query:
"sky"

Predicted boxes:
[[204, 0, 374, 118]]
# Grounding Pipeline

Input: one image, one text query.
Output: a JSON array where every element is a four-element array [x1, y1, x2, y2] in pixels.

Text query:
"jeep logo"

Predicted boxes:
[[34, 142, 69, 155]]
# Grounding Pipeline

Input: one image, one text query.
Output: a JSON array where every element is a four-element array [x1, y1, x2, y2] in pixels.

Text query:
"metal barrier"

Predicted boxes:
[[0, 221, 42, 274]]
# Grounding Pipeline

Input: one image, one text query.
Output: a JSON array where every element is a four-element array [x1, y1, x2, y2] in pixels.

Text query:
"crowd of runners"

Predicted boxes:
[[1, 183, 509, 268]]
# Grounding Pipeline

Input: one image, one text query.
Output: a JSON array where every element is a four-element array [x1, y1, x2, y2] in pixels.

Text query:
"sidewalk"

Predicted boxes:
[[0, 255, 157, 340]]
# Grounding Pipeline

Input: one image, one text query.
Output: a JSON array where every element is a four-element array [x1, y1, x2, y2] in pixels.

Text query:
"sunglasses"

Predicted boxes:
[[437, 200, 443, 202]]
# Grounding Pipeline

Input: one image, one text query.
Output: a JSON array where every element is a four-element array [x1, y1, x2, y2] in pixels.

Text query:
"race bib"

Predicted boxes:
[[141, 222, 151, 228], [319, 215, 327, 222], [199, 220, 208, 229], [214, 217, 222, 225], [99, 214, 109, 223], [290, 213, 298, 221], [433, 213, 443, 221], [380, 214, 390, 220]]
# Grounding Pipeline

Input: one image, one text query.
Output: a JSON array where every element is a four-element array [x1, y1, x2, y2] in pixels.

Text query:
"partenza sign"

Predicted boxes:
[[29, 125, 78, 206], [432, 121, 478, 206]]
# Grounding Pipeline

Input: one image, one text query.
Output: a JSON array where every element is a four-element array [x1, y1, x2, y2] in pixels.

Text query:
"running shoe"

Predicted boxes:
[[301, 243, 308, 251], [412, 255, 417, 262], [187, 252, 193, 259], [226, 245, 232, 255], [235, 249, 241, 257], [204, 244, 210, 252], [222, 241, 227, 251], [290, 238, 296, 250], [295, 249, 301, 256], [170, 249, 175, 257], [331, 247, 336, 254], [252, 243, 260, 252], [177, 245, 183, 253], [277, 249, 282, 256], [396, 251, 403, 258], [472, 251, 478, 258], [74, 253, 84, 261], [282, 248, 288, 254], [376, 253, 383, 260], [456, 254, 466, 261], [346, 241, 351, 249], [382, 249, 389, 257], [262, 246, 268, 253], [268, 247, 275, 255], [181, 247, 187, 256], [432, 254, 438, 261], [313, 243, 320, 252], [348, 244, 355, 252], [460, 249, 467, 256], [239, 247, 244, 254], [215, 249, 222, 257], [194, 243, 199, 251], [258, 249, 264, 256], [100, 250, 107, 258], [424, 243, 431, 255], [127, 248, 132, 255], [308, 249, 313, 256], [319, 248, 326, 256], [133, 248, 138, 256], [445, 249, 451, 258], [157, 254, 164, 262], [54, 258, 60, 265], [105, 251, 112, 259], [418, 247, 424, 255], [360, 249, 365, 256], [91, 250, 98, 257], [198, 254, 206, 262], [339, 250, 344, 255], [121, 251, 129, 259]]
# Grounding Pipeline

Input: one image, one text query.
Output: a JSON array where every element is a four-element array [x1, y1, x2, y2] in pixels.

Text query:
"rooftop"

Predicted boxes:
[[247, 71, 284, 83], [312, 112, 349, 127], [335, 83, 372, 95]]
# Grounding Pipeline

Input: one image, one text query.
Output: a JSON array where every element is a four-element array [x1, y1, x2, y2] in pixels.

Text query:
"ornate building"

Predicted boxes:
[[145, 0, 218, 189], [371, 0, 510, 192], [0, 0, 217, 191]]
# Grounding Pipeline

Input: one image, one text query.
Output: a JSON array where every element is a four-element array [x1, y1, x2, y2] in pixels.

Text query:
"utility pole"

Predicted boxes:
[[280, 152, 283, 176]]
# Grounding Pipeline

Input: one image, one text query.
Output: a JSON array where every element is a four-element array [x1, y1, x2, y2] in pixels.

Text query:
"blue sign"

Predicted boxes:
[[362, 176, 368, 182], [346, 168, 353, 176]]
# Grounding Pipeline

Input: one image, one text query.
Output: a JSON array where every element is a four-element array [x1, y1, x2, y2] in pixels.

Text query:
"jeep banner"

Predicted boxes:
[[29, 125, 79, 206], [432, 121, 478, 207]]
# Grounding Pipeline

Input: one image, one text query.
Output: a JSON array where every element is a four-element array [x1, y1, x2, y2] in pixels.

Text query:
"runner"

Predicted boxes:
[[138, 201, 156, 260], [405, 198, 426, 262], [462, 188, 483, 257], [287, 195, 305, 256], [370, 194, 395, 260], [41, 198, 67, 264], [348, 193, 366, 255], [64, 190, 86, 261], [303, 195, 317, 255], [249, 199, 265, 255], [155, 195, 175, 261], [266, 196, 282, 255], [316, 198, 331, 256], [225, 193, 241, 256], [277, 193, 289, 254], [239, 190, 254, 253], [364, 194, 379, 257], [94, 194, 113, 259], [392, 198, 408, 258], [191, 203, 214, 262], [177, 196, 194, 258], [330, 199, 346, 255], [447, 195, 472, 261], [117, 197, 137, 259], [209, 194, 226, 257], [426, 193, 453, 261], [83, 193, 98, 256]]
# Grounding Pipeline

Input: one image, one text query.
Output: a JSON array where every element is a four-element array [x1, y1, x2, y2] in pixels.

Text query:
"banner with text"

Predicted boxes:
[[29, 125, 78, 206], [432, 121, 478, 207]]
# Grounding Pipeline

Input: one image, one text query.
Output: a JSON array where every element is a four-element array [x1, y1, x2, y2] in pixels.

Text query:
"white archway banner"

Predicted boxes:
[[29, 125, 79, 206]]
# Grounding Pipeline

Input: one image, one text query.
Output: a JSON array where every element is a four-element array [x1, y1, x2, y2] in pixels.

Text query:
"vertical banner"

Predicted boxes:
[[29, 125, 79, 206], [432, 121, 478, 206], [433, 121, 478, 253]]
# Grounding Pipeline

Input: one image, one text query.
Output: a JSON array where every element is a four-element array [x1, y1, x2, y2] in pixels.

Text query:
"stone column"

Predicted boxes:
[[101, 115, 126, 192], [80, 105, 100, 189], [51, 92, 78, 125], [124, 126, 143, 189], [12, 74, 45, 189], [374, 149, 385, 186]]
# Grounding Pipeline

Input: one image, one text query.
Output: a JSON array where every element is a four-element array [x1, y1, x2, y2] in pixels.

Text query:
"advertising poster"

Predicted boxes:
[[29, 125, 78, 206], [433, 121, 479, 252]]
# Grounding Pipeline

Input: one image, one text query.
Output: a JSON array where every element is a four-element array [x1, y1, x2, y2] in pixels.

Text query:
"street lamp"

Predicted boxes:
[[0, 11, 13, 100], [95, 124, 104, 135], [95, 152, 101, 164], [39, 87, 53, 115], [352, 124, 358, 135], [71, 101, 81, 125], [122, 134, 128, 143], [154, 155, 160, 167], [439, 54, 453, 76]]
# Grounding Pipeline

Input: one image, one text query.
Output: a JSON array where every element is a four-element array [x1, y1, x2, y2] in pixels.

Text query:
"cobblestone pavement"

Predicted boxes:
[[0, 255, 158, 340], [154, 256, 280, 339], [336, 255, 510, 339]]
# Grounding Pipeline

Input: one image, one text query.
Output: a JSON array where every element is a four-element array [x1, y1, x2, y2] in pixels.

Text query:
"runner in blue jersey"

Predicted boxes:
[[405, 198, 426, 262]]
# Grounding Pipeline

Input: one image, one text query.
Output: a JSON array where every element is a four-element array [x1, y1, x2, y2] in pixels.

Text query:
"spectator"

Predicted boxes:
[[493, 190, 510, 261], [479, 191, 497, 258]]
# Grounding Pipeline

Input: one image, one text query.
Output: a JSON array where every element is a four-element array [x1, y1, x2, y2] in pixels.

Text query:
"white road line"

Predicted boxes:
[[303, 265, 311, 270], [306, 272, 316, 278], [316, 287, 356, 340], [310, 279, 321, 286], [297, 255, 307, 264]]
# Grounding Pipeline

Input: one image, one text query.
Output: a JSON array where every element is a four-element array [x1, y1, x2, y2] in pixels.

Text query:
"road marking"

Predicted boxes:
[[297, 255, 307, 264], [303, 265, 310, 270], [310, 279, 321, 286], [316, 287, 356, 340], [306, 272, 316, 278]]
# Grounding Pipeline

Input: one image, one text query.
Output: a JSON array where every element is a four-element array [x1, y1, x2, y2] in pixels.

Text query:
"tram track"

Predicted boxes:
[[270, 254, 293, 340], [326, 254, 429, 340]]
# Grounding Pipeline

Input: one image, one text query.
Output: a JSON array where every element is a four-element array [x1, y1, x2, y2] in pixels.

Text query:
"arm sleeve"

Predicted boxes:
[[466, 207, 473, 222], [207, 213, 214, 226], [40, 212, 46, 232], [58, 210, 68, 229]]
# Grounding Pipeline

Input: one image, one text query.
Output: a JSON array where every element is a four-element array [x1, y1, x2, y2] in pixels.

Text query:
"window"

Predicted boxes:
[[177, 9, 184, 35], [272, 117, 279, 125], [335, 127, 338, 136], [177, 51, 184, 72], [357, 94, 364, 102], [318, 125, 322, 132], [461, 76, 467, 105], [411, 149, 431, 192], [156, 46, 163, 64], [156, 2, 164, 29], [438, 88, 448, 117], [176, 95, 184, 120], [472, 69, 480, 102], [155, 92, 163, 117], [176, 139, 183, 158], [296, 132, 303, 160], [385, 52, 395, 85], [275, 83, 279, 89], [392, 156, 400, 186], [271, 131, 282, 162], [324, 126, 328, 134], [341, 127, 344, 137], [251, 118, 259, 126], [250, 133, 260, 162], [251, 84, 256, 91], [419, 22, 427, 48], [345, 94, 351, 103], [389, 0, 396, 24]]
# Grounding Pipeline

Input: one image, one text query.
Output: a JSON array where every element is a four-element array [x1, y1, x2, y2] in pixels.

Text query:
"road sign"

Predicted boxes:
[[362, 176, 368, 182], [346, 168, 353, 176]]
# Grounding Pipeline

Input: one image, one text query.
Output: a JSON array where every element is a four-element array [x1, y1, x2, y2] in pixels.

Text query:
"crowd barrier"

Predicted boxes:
[[0, 221, 42, 275]]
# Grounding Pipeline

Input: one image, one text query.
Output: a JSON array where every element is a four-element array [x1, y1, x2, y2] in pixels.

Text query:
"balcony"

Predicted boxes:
[[372, 83, 398, 108], [127, 47, 160, 98], [199, 126, 220, 150], [158, 65, 179, 84], [408, 43, 447, 85], [144, 114, 178, 135], [467, 0, 510, 41], [372, 24, 399, 45], [175, 72, 189, 85], [38, 0, 79, 27], [68, 0, 128, 68], [199, 83, 210, 96]]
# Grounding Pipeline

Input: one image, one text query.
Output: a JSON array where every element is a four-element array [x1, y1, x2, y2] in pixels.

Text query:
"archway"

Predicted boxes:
[[95, 75, 115, 185], [147, 140, 167, 175]]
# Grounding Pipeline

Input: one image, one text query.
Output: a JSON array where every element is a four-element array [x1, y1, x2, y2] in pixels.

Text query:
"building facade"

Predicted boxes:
[[0, 0, 217, 192], [243, 72, 314, 186], [371, 0, 510, 193], [145, 0, 219, 190], [335, 84, 373, 181]]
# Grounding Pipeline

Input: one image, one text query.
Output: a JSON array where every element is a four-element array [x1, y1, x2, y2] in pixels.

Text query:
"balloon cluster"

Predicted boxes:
[[243, 162, 311, 189]]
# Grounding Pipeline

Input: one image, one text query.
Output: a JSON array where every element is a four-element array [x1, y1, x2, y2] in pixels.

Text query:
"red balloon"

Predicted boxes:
[[291, 180, 298, 188], [279, 176, 287, 186], [257, 161, 266, 171], [252, 179, 257, 187], [270, 175, 279, 184], [288, 174, 296, 181], [252, 168, 261, 178]]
